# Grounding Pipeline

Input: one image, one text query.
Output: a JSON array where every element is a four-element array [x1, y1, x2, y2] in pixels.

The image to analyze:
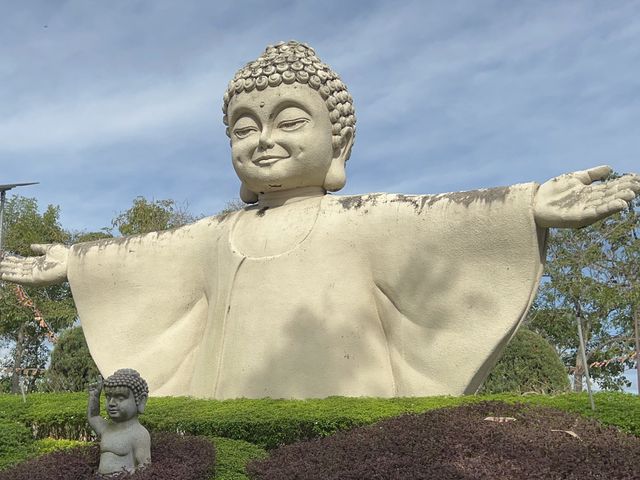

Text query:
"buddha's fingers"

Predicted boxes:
[[594, 183, 635, 201], [608, 175, 640, 193], [613, 189, 637, 202], [588, 175, 639, 204], [1, 272, 21, 283], [0, 256, 40, 284], [623, 173, 640, 192], [594, 199, 629, 217], [0, 253, 22, 264], [1, 257, 30, 273], [572, 165, 612, 185], [587, 165, 613, 183], [1, 269, 34, 283]]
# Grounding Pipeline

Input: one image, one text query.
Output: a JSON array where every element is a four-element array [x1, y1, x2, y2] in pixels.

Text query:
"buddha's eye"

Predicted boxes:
[[278, 118, 309, 131], [233, 126, 258, 139]]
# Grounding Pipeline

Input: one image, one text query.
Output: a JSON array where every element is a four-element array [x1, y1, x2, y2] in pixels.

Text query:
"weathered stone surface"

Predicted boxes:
[[87, 369, 151, 475]]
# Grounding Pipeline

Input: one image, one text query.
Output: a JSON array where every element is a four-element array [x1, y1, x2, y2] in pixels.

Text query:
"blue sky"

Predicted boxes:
[[2, 0, 639, 232], [1, 2, 639, 390]]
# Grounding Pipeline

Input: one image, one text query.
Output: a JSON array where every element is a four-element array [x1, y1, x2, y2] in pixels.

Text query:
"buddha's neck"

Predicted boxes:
[[258, 186, 326, 208]]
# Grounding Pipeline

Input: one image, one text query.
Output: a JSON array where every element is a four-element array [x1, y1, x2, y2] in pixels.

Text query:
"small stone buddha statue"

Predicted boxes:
[[88, 368, 151, 475]]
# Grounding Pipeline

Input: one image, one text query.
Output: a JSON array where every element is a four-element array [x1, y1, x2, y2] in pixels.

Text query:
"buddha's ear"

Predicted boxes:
[[324, 130, 353, 192], [137, 394, 148, 414], [240, 183, 259, 204]]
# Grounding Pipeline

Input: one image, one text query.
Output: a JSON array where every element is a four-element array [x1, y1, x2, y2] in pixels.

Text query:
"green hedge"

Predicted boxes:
[[0, 418, 35, 470], [32, 438, 91, 454], [0, 394, 483, 448], [1, 392, 638, 449]]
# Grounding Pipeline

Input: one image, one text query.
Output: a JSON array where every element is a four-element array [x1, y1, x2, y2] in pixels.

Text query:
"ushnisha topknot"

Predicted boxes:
[[103, 368, 149, 405], [223, 40, 356, 159]]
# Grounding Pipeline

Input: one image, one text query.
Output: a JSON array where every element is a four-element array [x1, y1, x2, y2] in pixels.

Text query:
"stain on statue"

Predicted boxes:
[[2, 41, 639, 399], [88, 369, 151, 475]]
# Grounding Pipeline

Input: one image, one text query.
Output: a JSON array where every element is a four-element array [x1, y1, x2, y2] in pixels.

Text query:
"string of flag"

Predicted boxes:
[[589, 351, 637, 368], [12, 284, 58, 343]]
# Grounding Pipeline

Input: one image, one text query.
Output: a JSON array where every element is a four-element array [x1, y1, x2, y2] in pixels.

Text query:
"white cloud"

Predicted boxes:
[[1, 0, 639, 231], [0, 72, 226, 153]]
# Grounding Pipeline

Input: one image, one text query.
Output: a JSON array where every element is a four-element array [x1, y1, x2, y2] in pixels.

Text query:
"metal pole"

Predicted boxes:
[[0, 190, 6, 254], [577, 314, 595, 411], [19, 375, 27, 403]]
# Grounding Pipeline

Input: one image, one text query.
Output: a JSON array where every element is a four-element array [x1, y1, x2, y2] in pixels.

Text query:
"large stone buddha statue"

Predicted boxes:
[[2, 41, 638, 399]]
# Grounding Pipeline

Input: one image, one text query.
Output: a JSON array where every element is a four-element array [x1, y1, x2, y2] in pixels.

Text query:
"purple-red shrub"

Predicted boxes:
[[247, 401, 640, 480], [0, 432, 215, 480]]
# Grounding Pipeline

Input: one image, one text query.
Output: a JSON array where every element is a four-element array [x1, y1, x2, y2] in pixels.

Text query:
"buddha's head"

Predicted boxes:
[[223, 41, 356, 203], [103, 368, 149, 422]]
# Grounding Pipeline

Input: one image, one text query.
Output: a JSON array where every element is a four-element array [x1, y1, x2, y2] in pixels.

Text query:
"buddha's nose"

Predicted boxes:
[[258, 129, 275, 149]]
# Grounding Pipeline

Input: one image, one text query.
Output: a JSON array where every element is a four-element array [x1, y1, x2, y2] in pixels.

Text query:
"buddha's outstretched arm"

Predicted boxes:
[[533, 165, 640, 228], [0, 244, 69, 286]]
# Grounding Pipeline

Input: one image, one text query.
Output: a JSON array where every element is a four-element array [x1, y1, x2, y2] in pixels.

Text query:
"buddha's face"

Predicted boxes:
[[105, 386, 139, 422], [228, 83, 335, 194]]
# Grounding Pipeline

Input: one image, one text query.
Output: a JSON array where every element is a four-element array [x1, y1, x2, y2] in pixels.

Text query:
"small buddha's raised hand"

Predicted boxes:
[[533, 165, 640, 228], [0, 243, 69, 286], [88, 375, 104, 397]]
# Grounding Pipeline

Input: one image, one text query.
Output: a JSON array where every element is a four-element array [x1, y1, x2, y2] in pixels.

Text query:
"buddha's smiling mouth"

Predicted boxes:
[[252, 156, 287, 166]]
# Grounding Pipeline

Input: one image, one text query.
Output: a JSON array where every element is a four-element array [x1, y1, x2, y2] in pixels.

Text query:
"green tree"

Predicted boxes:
[[526, 196, 639, 392], [42, 326, 99, 392], [111, 197, 198, 235], [480, 327, 569, 394], [217, 199, 245, 216], [0, 196, 76, 393], [71, 230, 113, 243]]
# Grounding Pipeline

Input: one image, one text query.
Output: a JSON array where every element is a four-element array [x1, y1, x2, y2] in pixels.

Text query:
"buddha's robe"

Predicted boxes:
[[67, 184, 545, 399]]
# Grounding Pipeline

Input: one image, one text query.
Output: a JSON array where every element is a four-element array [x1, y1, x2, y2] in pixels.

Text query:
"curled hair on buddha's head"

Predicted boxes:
[[104, 368, 149, 405], [222, 40, 356, 161]]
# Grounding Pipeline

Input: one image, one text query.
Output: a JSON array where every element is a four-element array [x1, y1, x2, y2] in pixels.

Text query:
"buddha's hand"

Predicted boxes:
[[533, 165, 640, 228], [88, 376, 104, 396], [0, 243, 69, 286]]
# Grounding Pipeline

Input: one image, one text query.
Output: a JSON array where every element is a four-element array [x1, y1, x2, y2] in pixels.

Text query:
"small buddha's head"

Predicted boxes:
[[223, 41, 356, 203], [103, 368, 149, 422]]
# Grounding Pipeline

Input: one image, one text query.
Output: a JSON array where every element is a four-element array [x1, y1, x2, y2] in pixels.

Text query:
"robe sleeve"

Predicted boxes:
[[67, 216, 224, 396], [343, 183, 546, 396]]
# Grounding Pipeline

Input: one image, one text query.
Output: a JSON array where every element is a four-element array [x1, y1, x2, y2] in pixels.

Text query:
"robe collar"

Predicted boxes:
[[258, 186, 326, 208]]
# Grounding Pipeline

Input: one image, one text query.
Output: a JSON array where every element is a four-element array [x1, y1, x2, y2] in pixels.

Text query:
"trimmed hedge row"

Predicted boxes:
[[1, 392, 638, 450], [0, 418, 35, 470], [0, 421, 89, 471]]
